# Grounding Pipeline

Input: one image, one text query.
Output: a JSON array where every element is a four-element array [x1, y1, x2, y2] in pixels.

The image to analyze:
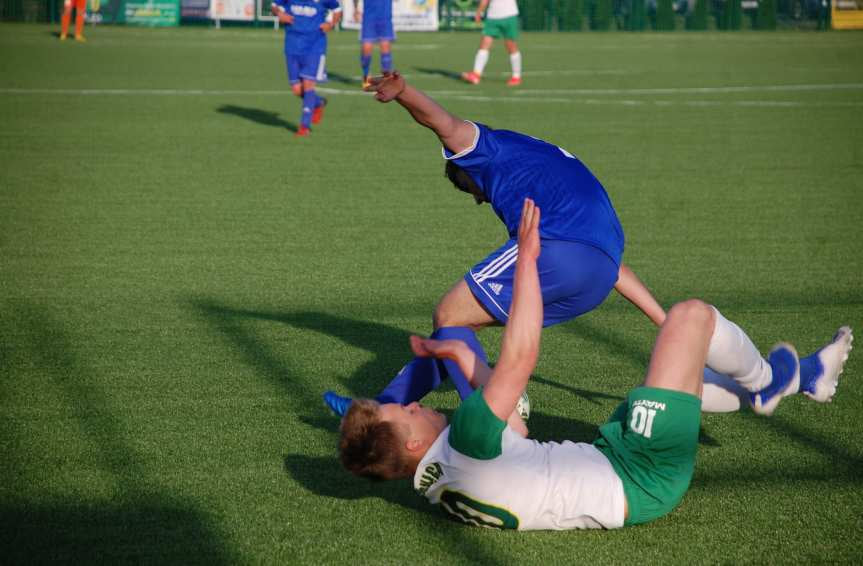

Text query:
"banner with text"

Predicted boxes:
[[341, 0, 439, 31], [210, 0, 255, 20]]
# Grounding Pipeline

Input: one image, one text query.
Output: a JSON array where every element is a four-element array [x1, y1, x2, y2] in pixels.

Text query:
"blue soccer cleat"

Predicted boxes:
[[323, 391, 353, 417], [750, 343, 800, 416], [799, 326, 853, 403]]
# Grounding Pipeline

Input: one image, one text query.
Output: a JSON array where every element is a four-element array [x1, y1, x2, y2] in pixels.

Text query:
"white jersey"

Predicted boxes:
[[413, 391, 626, 530], [486, 0, 519, 20]]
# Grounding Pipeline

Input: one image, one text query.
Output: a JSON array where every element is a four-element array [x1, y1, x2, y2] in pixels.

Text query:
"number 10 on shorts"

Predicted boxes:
[[630, 406, 657, 438]]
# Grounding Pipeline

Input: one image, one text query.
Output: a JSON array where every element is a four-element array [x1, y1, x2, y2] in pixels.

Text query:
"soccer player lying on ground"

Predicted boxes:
[[338, 199, 853, 530], [324, 70, 667, 416], [324, 70, 847, 418]]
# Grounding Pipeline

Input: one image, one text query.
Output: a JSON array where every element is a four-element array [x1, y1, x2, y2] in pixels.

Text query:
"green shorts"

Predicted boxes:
[[593, 386, 702, 526], [483, 15, 520, 40]]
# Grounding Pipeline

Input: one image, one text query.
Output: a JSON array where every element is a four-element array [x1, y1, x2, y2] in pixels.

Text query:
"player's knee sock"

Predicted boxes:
[[700, 368, 748, 413], [74, 7, 84, 36], [431, 326, 488, 401], [380, 52, 393, 72], [360, 54, 372, 77], [61, 5, 71, 36], [473, 49, 490, 75], [509, 51, 522, 78], [706, 307, 772, 392], [375, 357, 442, 405], [301, 90, 317, 128]]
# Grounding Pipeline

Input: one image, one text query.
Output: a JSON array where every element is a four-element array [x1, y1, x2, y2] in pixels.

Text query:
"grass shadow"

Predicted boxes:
[[413, 67, 463, 82], [216, 104, 297, 131], [0, 299, 236, 563], [326, 70, 355, 85]]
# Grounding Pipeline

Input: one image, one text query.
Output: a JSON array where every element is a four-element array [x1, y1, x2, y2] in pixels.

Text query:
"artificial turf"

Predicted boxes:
[[1, 22, 862, 564]]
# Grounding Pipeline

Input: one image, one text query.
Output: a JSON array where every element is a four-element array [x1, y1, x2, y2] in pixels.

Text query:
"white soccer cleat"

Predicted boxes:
[[800, 326, 853, 403]]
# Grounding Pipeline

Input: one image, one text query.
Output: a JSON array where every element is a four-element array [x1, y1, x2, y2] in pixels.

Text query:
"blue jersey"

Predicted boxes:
[[361, 0, 391, 20], [273, 0, 341, 55], [444, 122, 625, 266]]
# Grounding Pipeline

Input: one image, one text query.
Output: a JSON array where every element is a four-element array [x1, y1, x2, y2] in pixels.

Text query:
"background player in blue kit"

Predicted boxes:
[[271, 0, 342, 137], [353, 0, 395, 87], [323, 70, 667, 415]]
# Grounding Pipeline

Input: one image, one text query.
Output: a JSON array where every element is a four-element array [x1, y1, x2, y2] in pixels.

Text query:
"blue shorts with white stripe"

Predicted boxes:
[[465, 238, 619, 327]]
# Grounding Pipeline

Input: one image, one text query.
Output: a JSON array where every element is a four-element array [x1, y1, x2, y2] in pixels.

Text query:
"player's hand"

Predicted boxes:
[[320, 21, 334, 31], [353, 9, 362, 21], [474, 11, 482, 23], [409, 335, 466, 361], [517, 198, 541, 262], [278, 12, 294, 24], [364, 70, 406, 102]]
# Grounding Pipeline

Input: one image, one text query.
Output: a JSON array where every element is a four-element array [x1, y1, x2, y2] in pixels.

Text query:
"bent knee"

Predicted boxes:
[[667, 299, 714, 329]]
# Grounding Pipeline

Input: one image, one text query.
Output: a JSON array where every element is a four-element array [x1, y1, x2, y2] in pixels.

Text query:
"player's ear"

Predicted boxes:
[[405, 438, 424, 453]]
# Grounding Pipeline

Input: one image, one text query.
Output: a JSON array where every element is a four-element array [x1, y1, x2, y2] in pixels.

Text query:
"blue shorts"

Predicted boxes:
[[464, 239, 618, 327], [286, 53, 327, 84], [360, 17, 395, 42]]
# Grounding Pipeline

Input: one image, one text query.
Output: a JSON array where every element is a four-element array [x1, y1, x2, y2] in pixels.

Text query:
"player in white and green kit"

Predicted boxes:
[[339, 199, 853, 530], [461, 0, 522, 86]]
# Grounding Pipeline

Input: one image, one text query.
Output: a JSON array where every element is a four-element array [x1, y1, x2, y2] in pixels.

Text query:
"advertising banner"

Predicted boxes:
[[85, 0, 125, 23], [439, 0, 481, 30], [832, 0, 863, 28], [210, 0, 256, 20], [341, 0, 439, 31], [125, 0, 181, 24], [181, 0, 210, 19]]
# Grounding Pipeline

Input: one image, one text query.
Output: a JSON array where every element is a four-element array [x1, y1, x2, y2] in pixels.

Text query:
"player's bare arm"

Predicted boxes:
[[409, 335, 529, 437], [614, 263, 666, 326], [475, 0, 489, 22], [352, 0, 361, 21], [271, 3, 295, 23], [482, 199, 543, 421], [365, 72, 476, 154], [321, 10, 341, 30]]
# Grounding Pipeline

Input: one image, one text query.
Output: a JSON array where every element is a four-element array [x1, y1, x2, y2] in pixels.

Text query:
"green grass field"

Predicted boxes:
[[2, 22, 862, 564]]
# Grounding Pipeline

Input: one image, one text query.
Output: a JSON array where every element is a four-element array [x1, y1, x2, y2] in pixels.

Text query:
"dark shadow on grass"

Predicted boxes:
[[216, 104, 297, 132], [325, 70, 354, 85], [413, 67, 463, 82], [0, 498, 233, 565], [191, 301, 415, 401], [0, 299, 236, 564]]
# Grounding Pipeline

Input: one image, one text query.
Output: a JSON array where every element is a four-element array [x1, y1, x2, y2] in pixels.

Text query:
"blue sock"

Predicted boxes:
[[301, 90, 317, 128], [799, 352, 822, 389], [375, 357, 442, 405], [374, 326, 487, 404], [380, 52, 393, 73], [431, 326, 487, 401], [360, 54, 372, 78]]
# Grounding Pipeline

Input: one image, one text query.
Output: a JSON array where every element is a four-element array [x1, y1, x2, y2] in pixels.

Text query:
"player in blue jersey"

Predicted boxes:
[[324, 71, 850, 418], [353, 0, 395, 88], [323, 70, 666, 416], [271, 0, 342, 137]]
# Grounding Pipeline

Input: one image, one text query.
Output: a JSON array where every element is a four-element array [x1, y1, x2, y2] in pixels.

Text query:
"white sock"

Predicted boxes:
[[510, 51, 522, 78], [473, 49, 489, 75], [706, 307, 772, 392], [701, 368, 748, 412]]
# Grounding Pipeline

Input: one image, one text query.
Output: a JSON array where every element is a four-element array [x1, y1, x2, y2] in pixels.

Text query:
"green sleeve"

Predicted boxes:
[[448, 388, 506, 460]]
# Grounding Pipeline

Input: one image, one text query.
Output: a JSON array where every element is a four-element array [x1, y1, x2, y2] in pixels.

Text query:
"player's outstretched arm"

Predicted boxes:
[[409, 335, 529, 437], [614, 263, 666, 327], [364, 71, 475, 154], [482, 199, 543, 422]]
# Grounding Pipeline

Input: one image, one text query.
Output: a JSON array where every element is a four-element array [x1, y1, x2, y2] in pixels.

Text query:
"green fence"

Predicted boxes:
[[0, 0, 833, 29]]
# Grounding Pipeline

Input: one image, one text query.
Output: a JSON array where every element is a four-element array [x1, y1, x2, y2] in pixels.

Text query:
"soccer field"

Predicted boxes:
[[1, 22, 862, 563]]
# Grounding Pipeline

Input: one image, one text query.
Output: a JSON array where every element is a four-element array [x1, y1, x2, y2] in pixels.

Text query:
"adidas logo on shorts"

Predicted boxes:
[[489, 282, 503, 296]]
